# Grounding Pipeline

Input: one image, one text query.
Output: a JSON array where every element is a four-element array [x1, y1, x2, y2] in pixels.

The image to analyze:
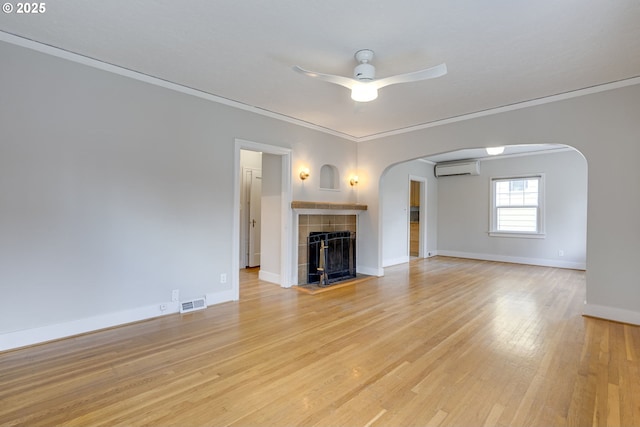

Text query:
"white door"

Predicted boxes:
[[248, 171, 262, 267]]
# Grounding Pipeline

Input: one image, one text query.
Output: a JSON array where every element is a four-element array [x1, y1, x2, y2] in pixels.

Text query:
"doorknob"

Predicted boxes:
[[251, 219, 256, 228]]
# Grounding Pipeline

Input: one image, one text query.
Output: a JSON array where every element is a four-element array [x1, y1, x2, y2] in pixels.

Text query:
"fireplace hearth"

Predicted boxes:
[[307, 231, 356, 286], [294, 209, 364, 286]]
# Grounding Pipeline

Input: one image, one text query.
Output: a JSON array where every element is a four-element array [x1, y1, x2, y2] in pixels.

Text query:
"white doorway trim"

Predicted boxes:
[[408, 175, 427, 259], [233, 139, 292, 300]]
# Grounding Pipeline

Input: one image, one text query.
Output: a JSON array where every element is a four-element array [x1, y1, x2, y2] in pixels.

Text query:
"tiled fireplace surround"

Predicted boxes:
[[292, 201, 367, 285]]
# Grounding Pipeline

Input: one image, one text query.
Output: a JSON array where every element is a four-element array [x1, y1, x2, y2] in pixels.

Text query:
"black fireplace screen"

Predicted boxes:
[[307, 231, 356, 285]]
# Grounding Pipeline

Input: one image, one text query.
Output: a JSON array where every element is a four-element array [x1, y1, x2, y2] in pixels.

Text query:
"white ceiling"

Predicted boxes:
[[422, 144, 570, 163], [1, 1, 639, 141]]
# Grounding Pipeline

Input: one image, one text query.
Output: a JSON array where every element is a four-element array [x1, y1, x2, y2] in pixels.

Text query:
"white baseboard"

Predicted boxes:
[[1, 290, 237, 352], [206, 288, 237, 304], [583, 303, 640, 326], [437, 250, 586, 270], [0, 303, 170, 352], [382, 256, 410, 268], [357, 265, 384, 277], [258, 270, 280, 284]]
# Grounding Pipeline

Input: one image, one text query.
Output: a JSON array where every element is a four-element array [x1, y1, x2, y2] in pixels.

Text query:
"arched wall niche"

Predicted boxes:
[[320, 164, 340, 190]]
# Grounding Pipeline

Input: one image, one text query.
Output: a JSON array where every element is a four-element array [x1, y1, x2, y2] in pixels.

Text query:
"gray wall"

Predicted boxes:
[[357, 83, 640, 324], [2, 36, 639, 348], [0, 40, 356, 345], [437, 149, 587, 268], [380, 160, 438, 266], [260, 153, 282, 282]]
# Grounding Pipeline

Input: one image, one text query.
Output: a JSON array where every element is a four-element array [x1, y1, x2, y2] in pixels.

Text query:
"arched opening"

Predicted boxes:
[[379, 144, 587, 270]]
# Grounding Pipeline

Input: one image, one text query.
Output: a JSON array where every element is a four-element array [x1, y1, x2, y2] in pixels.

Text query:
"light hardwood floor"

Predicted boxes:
[[1, 257, 639, 426]]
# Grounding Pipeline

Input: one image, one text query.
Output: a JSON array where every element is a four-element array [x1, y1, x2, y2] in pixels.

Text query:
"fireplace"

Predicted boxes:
[[307, 231, 356, 285], [292, 202, 367, 286]]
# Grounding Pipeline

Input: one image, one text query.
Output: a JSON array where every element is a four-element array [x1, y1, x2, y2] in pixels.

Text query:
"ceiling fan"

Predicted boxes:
[[293, 49, 447, 102]]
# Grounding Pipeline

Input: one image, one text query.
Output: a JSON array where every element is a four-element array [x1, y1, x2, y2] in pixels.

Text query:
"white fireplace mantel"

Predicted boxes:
[[291, 201, 367, 285]]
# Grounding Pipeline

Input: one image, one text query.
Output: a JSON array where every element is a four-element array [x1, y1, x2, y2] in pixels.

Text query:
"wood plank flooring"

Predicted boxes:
[[1, 257, 639, 426]]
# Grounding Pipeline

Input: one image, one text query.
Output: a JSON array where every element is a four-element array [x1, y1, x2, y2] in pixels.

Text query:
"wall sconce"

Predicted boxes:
[[299, 167, 310, 181], [350, 175, 359, 186]]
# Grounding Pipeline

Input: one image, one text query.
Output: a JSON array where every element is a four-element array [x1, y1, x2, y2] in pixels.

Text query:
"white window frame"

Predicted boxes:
[[489, 174, 546, 239]]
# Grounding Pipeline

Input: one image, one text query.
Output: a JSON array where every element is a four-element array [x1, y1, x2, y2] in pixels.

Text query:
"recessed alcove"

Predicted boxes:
[[319, 164, 340, 190]]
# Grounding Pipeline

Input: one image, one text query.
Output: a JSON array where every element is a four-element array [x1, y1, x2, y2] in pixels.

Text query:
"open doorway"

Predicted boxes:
[[240, 150, 262, 268], [380, 160, 431, 267], [408, 175, 427, 259], [233, 139, 292, 300], [409, 179, 421, 257]]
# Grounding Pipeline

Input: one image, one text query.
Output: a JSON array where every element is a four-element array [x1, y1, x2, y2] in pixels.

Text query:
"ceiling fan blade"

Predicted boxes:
[[293, 65, 355, 89], [374, 63, 447, 89]]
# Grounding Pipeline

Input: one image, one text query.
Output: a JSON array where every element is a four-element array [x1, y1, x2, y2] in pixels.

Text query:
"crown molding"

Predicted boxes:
[[2, 31, 639, 143], [0, 31, 358, 141]]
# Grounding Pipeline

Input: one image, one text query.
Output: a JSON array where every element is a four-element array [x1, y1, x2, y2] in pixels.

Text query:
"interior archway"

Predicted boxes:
[[379, 144, 587, 270]]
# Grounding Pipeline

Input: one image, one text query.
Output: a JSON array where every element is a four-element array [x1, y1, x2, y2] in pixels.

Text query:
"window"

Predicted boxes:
[[490, 175, 545, 237]]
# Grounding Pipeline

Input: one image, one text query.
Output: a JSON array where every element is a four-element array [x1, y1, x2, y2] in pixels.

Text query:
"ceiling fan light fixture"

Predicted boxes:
[[293, 48, 446, 104], [486, 146, 505, 155], [351, 83, 378, 102]]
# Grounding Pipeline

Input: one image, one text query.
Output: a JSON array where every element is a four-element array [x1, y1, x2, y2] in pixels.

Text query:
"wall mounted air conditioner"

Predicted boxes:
[[434, 160, 480, 177]]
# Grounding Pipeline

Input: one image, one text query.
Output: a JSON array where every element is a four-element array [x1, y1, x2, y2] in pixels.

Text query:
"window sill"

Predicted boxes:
[[489, 231, 546, 239]]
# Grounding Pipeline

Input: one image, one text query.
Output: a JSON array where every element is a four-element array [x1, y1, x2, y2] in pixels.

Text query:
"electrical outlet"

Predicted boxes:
[[220, 273, 227, 284], [159, 304, 167, 311], [171, 289, 179, 302], [558, 250, 565, 257]]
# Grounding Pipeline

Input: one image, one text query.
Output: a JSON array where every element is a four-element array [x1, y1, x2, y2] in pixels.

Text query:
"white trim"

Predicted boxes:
[[408, 175, 428, 259], [258, 270, 281, 284], [357, 265, 384, 277], [1, 291, 237, 352], [0, 32, 355, 142], [437, 250, 586, 270], [583, 303, 640, 326], [291, 208, 366, 286], [488, 232, 546, 239], [356, 77, 640, 141], [205, 289, 236, 306], [0, 302, 178, 352], [280, 154, 293, 288], [480, 147, 575, 162], [383, 256, 411, 267], [233, 139, 293, 295], [490, 174, 545, 236], [3, 31, 639, 143], [417, 158, 436, 165]]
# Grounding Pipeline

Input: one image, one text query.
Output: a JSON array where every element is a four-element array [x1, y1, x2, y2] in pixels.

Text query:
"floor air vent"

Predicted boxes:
[[180, 297, 207, 313]]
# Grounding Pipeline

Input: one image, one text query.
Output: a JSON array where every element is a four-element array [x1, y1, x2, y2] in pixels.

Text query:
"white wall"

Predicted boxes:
[[437, 149, 587, 269], [2, 34, 639, 350], [240, 150, 263, 170], [380, 160, 438, 266], [0, 40, 357, 349], [259, 153, 282, 283], [356, 83, 640, 325]]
